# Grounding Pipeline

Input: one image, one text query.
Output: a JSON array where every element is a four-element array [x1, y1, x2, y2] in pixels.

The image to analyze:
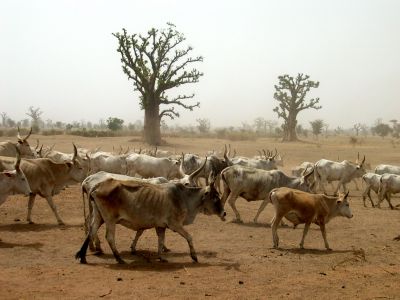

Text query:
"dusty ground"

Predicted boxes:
[[0, 135, 399, 299]]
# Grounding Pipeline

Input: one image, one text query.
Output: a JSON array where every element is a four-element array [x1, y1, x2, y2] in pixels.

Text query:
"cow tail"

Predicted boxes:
[[81, 185, 89, 235]]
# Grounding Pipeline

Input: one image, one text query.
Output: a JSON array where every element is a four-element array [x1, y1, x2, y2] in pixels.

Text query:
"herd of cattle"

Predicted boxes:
[[0, 128, 399, 265]]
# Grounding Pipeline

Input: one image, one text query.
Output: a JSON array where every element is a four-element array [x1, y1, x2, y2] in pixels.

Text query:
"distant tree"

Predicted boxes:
[[113, 23, 203, 145], [310, 119, 324, 139], [253, 117, 267, 135], [353, 123, 362, 136], [334, 126, 344, 135], [26, 106, 43, 133], [372, 123, 392, 138], [55, 121, 64, 129], [196, 118, 210, 133], [1, 112, 8, 127], [7, 118, 16, 128], [273, 73, 321, 141], [390, 119, 400, 138], [106, 117, 124, 131]]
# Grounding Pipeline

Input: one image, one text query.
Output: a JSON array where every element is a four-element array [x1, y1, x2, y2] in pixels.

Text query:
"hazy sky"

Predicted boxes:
[[1, 0, 399, 129]]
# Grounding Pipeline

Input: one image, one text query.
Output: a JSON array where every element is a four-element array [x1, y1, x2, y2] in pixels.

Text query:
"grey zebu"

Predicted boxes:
[[377, 173, 400, 209], [361, 173, 383, 207], [313, 156, 366, 194], [75, 178, 226, 264], [0, 127, 35, 158], [126, 154, 181, 179], [0, 144, 87, 225], [0, 148, 31, 207], [220, 165, 314, 223], [375, 164, 400, 175]]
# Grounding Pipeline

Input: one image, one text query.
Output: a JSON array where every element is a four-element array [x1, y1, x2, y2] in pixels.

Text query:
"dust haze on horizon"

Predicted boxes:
[[1, 0, 399, 130]]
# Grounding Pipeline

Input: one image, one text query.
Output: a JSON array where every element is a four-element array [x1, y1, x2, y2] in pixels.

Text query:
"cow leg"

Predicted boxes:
[[130, 229, 144, 254], [169, 224, 197, 262], [353, 179, 360, 191], [333, 181, 342, 196], [227, 192, 242, 222], [319, 223, 331, 250], [104, 222, 125, 264], [385, 193, 394, 210], [299, 222, 311, 249], [27, 193, 37, 224], [253, 198, 269, 223], [75, 208, 103, 264], [271, 212, 284, 249], [155, 227, 168, 262], [362, 186, 371, 207], [45, 196, 65, 225]]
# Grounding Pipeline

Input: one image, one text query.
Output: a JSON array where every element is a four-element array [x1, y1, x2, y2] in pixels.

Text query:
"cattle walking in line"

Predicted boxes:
[[313, 156, 366, 195], [76, 178, 226, 264], [220, 165, 314, 223], [270, 187, 353, 250], [0, 127, 35, 158], [0, 148, 31, 207]]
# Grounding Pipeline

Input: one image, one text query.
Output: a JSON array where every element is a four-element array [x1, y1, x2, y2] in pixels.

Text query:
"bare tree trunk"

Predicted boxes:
[[282, 112, 298, 141], [144, 102, 161, 145]]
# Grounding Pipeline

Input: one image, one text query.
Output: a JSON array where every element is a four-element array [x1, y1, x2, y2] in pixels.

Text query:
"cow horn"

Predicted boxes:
[[24, 127, 32, 141], [17, 126, 22, 140], [72, 143, 78, 161], [257, 150, 262, 157], [14, 146, 21, 171], [38, 145, 43, 157], [189, 157, 207, 183], [357, 152, 360, 163], [125, 146, 130, 154], [344, 191, 350, 199], [262, 149, 268, 159], [223, 145, 231, 166], [35, 139, 39, 150], [361, 155, 365, 166], [179, 153, 186, 176], [232, 149, 236, 158], [227, 144, 231, 158], [154, 146, 158, 157], [272, 148, 278, 159]]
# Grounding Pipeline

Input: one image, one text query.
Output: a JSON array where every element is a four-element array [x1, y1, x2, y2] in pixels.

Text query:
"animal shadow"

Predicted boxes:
[[0, 223, 81, 232], [0, 240, 43, 251]]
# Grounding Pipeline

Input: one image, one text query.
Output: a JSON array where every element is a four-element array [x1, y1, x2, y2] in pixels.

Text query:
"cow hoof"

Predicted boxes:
[[117, 259, 126, 264], [326, 248, 332, 251], [191, 255, 198, 263], [28, 221, 34, 224], [231, 219, 243, 224], [130, 249, 136, 255], [159, 257, 168, 263], [162, 246, 171, 253], [58, 221, 65, 226]]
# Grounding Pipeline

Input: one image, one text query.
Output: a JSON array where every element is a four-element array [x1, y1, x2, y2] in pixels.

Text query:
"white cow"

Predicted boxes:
[[377, 173, 400, 209], [314, 156, 366, 194], [375, 164, 400, 175], [0, 148, 31, 206], [126, 154, 182, 179]]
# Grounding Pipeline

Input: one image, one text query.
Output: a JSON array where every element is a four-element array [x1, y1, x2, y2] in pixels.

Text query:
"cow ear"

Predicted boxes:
[[336, 200, 342, 204], [66, 162, 73, 168]]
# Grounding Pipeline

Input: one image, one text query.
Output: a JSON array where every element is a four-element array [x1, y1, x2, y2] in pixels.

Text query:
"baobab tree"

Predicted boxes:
[[26, 106, 43, 133], [273, 73, 321, 141], [113, 23, 203, 145]]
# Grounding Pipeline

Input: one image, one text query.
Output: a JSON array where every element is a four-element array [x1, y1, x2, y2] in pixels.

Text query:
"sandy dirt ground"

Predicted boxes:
[[0, 135, 399, 299]]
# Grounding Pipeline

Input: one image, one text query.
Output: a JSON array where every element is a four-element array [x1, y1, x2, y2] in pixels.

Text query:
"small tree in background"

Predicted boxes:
[[106, 117, 124, 131], [353, 123, 362, 136], [273, 73, 321, 141], [26, 106, 43, 133], [1, 112, 8, 127], [372, 123, 392, 138], [310, 119, 324, 139], [196, 118, 210, 133]]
